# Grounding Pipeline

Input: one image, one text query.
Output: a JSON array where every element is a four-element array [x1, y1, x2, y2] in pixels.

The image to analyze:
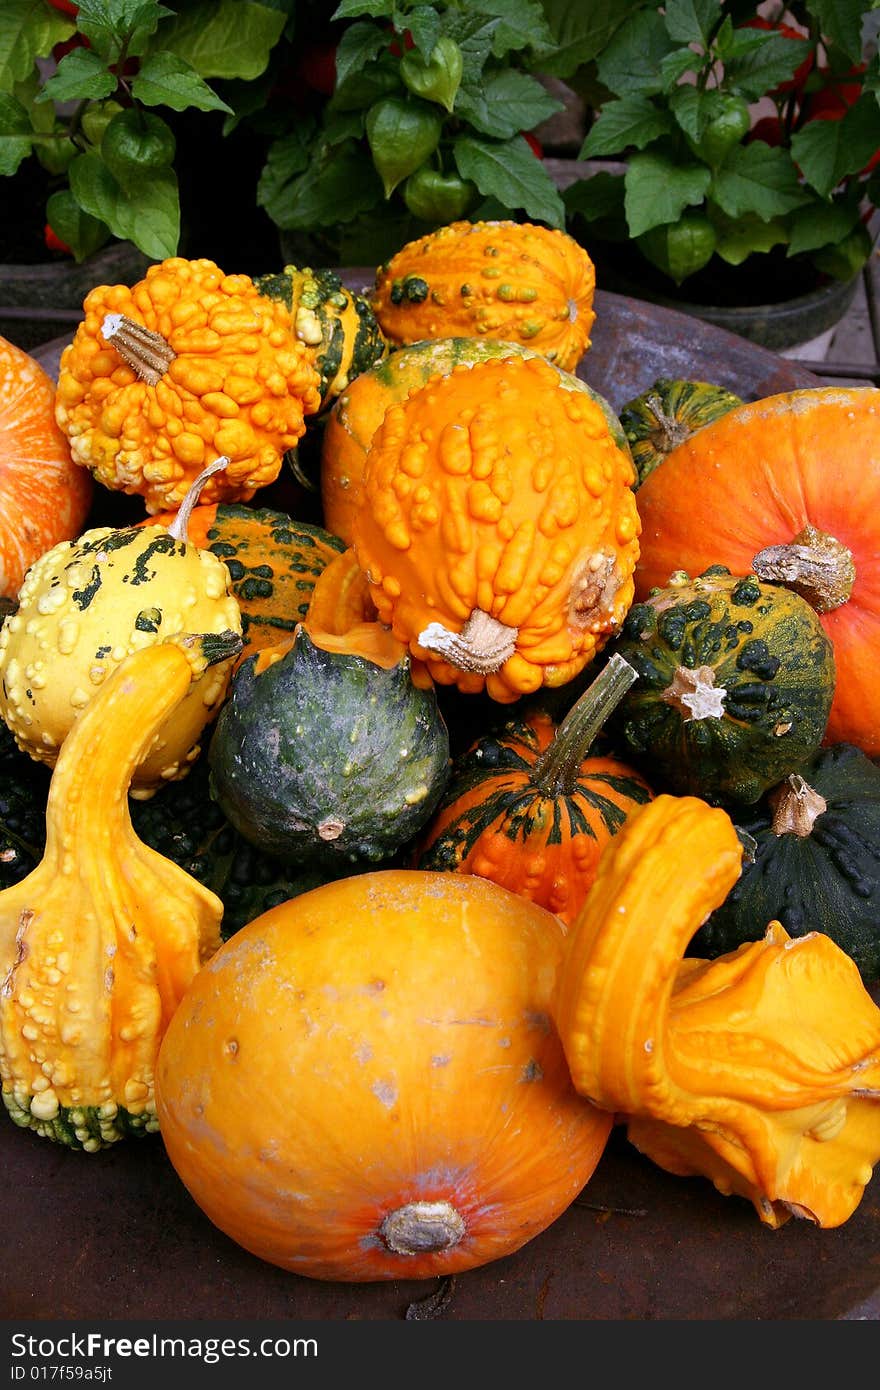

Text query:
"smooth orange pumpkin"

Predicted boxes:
[[0, 334, 93, 599], [633, 387, 880, 752], [352, 354, 640, 702], [155, 869, 612, 1281]]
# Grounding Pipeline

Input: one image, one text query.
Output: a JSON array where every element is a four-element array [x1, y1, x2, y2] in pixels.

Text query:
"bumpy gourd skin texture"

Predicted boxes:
[[0, 523, 242, 794], [54, 258, 322, 514], [0, 639, 226, 1150], [371, 221, 596, 372], [556, 794, 880, 1230], [352, 354, 640, 702]]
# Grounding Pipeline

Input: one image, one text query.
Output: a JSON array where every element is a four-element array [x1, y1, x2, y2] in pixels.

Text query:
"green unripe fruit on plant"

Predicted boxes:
[[685, 94, 751, 167], [36, 133, 77, 175], [101, 109, 176, 188], [403, 166, 477, 222], [365, 96, 443, 197], [79, 100, 125, 148], [637, 212, 718, 285], [400, 36, 463, 113]]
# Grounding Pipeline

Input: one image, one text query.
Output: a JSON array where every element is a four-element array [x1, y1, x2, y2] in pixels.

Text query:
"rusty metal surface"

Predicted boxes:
[[11, 293, 875, 1324], [3, 1118, 879, 1321]]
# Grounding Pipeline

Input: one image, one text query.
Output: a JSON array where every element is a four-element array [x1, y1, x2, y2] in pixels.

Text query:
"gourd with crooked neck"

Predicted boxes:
[[0, 632, 240, 1149]]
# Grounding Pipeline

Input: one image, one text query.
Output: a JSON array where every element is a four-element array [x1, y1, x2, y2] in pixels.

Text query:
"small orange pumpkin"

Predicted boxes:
[[0, 334, 93, 599], [351, 353, 640, 702], [155, 869, 612, 1281]]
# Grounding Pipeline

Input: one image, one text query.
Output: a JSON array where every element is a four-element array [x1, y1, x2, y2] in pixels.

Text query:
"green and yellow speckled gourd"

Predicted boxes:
[[611, 565, 836, 805], [0, 632, 239, 1149], [139, 500, 345, 666], [618, 378, 742, 486], [370, 221, 596, 372], [0, 459, 243, 796], [256, 264, 387, 411]]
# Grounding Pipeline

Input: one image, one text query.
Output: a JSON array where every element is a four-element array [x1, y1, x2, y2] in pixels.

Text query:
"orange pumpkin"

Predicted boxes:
[[0, 334, 93, 598], [633, 387, 880, 752], [155, 869, 612, 1281], [352, 354, 640, 702]]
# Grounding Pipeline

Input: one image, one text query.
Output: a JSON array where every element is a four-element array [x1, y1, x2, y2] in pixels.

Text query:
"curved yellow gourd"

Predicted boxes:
[[0, 634, 236, 1150], [556, 793, 880, 1229]]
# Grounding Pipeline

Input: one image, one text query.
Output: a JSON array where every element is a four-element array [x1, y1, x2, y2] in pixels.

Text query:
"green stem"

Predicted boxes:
[[531, 653, 638, 797]]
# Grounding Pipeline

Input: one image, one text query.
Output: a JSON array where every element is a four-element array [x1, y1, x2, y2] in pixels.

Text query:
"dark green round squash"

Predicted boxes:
[[691, 743, 880, 983], [611, 565, 836, 805], [619, 377, 742, 486], [208, 626, 451, 866]]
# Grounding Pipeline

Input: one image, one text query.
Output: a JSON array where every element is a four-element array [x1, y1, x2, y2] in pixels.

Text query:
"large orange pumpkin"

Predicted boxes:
[[633, 387, 880, 752], [155, 869, 612, 1281], [0, 334, 93, 598]]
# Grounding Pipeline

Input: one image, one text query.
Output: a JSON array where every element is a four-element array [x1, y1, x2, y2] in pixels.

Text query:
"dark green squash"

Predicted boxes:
[[611, 565, 836, 805], [256, 264, 388, 411], [691, 743, 880, 983], [619, 378, 742, 486], [208, 626, 451, 866]]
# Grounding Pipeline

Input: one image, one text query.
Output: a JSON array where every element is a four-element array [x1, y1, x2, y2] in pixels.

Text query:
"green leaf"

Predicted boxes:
[[328, 54, 401, 112], [332, 0, 394, 18], [149, 0, 286, 80], [0, 0, 74, 92], [806, 0, 866, 67], [580, 95, 672, 158], [37, 48, 117, 105], [563, 169, 627, 239], [0, 90, 32, 175], [469, 0, 555, 58], [455, 69, 562, 140], [537, 0, 646, 78], [662, 0, 719, 48], [791, 97, 880, 196], [711, 211, 788, 265], [659, 48, 703, 92], [442, 14, 500, 84], [668, 84, 705, 141], [710, 143, 810, 218], [786, 197, 861, 255], [254, 124, 314, 214], [46, 188, 110, 263], [74, 0, 171, 63], [725, 30, 815, 102], [321, 107, 364, 145], [68, 149, 179, 258], [258, 139, 382, 230], [453, 133, 565, 227], [596, 9, 677, 97], [404, 7, 442, 60], [333, 20, 388, 91], [131, 53, 232, 112], [623, 149, 711, 237]]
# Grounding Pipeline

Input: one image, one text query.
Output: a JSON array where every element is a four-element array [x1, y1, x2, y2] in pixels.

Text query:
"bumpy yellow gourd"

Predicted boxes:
[[54, 257, 322, 513], [0, 461, 243, 796], [0, 635, 236, 1149], [556, 794, 880, 1229]]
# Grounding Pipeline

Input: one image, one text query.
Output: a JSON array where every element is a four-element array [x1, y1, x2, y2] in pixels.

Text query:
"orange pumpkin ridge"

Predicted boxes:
[[633, 387, 880, 752], [0, 335, 93, 599]]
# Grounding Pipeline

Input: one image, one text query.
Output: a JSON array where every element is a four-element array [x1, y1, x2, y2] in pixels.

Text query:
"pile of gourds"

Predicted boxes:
[[1, 220, 880, 1285]]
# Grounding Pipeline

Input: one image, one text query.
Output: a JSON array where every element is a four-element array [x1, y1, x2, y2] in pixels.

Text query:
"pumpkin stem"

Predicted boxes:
[[751, 524, 855, 614], [167, 456, 231, 543], [661, 665, 726, 721], [532, 653, 638, 795], [417, 608, 518, 674], [769, 773, 827, 838], [641, 391, 694, 458], [100, 313, 175, 386], [379, 1200, 466, 1256]]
